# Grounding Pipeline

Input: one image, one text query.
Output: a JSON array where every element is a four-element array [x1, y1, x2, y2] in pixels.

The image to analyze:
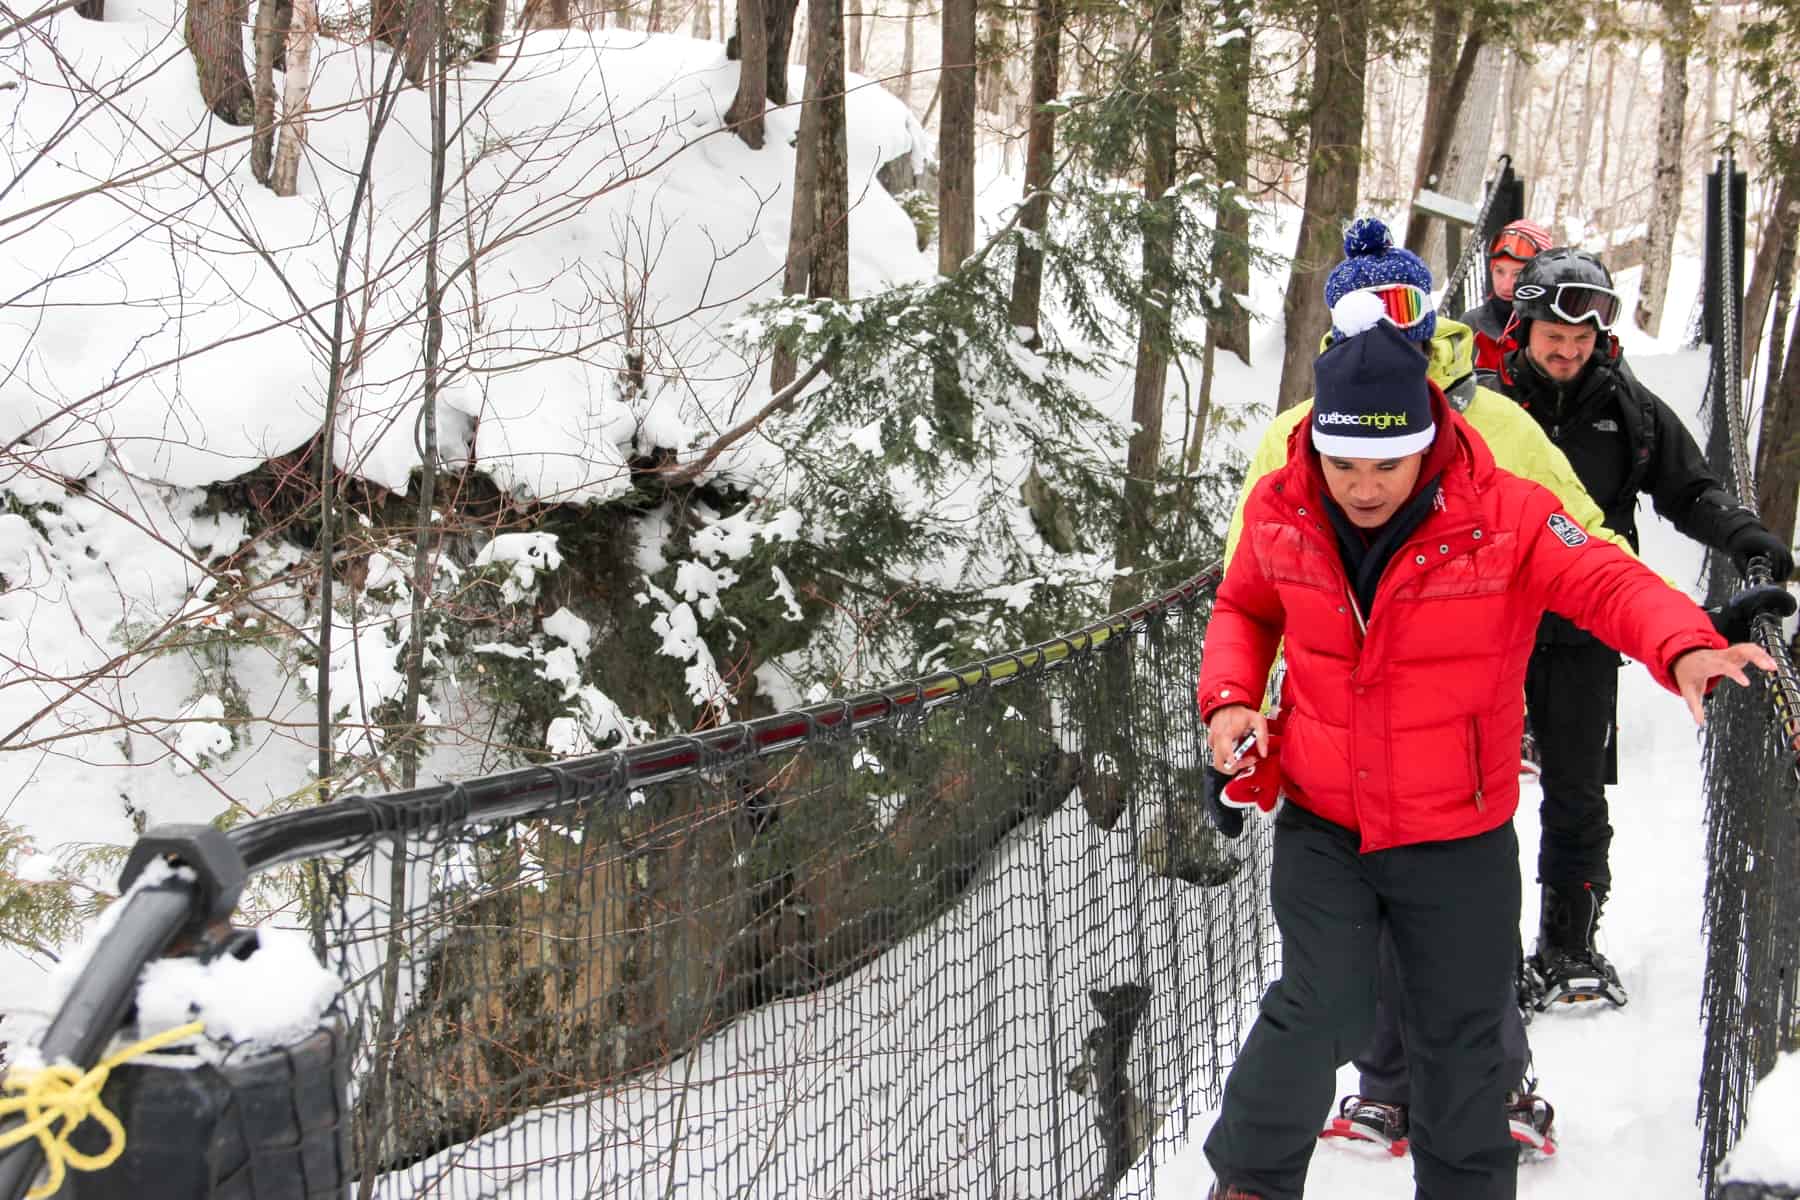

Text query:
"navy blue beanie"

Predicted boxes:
[[1311, 320, 1436, 458], [1323, 217, 1437, 344]]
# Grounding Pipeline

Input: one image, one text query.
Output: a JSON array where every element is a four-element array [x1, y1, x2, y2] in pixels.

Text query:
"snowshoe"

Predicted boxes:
[[1506, 1089, 1558, 1159], [1319, 1095, 1409, 1157], [1528, 946, 1628, 1010]]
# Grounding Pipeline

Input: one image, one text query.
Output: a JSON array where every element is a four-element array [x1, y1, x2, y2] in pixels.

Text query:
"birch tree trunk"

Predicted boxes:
[[726, 0, 769, 146], [937, 0, 976, 275], [1636, 0, 1693, 337], [1275, 0, 1368, 413], [269, 0, 314, 197], [1111, 0, 1181, 611], [1006, 0, 1060, 346], [187, 0, 254, 123]]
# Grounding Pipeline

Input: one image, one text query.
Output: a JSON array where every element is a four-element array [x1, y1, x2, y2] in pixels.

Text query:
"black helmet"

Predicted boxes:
[[1512, 248, 1621, 331]]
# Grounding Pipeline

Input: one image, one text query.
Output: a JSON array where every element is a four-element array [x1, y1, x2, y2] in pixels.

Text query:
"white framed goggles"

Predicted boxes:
[[1515, 281, 1622, 330]]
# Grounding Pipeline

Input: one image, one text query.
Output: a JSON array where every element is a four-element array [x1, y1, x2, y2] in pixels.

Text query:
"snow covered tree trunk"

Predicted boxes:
[[1636, 0, 1692, 338], [1111, 0, 1180, 611], [1209, 0, 1251, 362], [1006, 0, 1059, 347], [187, 0, 254, 124], [725, 0, 768, 147], [1275, 0, 1367, 414], [937, 0, 975, 275], [249, 0, 282, 183], [269, 0, 314, 198]]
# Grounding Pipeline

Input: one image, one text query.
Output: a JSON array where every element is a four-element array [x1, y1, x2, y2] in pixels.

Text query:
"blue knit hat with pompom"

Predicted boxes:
[[1323, 217, 1436, 344]]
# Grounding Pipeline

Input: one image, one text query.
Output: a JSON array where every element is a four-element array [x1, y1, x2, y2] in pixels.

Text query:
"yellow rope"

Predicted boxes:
[[0, 1020, 205, 1198]]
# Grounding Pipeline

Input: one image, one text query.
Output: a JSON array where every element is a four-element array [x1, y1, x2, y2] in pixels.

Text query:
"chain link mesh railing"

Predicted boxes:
[[1696, 145, 1800, 1199], [1, 567, 1282, 1200]]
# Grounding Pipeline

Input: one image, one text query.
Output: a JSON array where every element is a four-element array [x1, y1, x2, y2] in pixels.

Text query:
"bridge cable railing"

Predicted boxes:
[[1695, 142, 1800, 1199], [0, 561, 1283, 1200]]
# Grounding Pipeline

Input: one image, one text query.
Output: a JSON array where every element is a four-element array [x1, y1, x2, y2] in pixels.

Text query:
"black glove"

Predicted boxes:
[[1707, 583, 1798, 643], [1727, 525, 1795, 582], [1202, 765, 1244, 839]]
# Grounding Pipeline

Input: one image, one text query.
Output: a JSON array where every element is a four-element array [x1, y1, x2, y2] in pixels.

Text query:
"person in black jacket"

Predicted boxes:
[[1489, 248, 1796, 1008]]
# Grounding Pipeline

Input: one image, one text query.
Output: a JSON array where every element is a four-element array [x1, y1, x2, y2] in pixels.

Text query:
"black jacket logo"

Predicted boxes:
[[1547, 512, 1588, 547]]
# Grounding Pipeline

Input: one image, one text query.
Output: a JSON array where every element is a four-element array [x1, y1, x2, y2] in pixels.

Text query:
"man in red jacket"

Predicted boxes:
[[1196, 315, 1773, 1200]]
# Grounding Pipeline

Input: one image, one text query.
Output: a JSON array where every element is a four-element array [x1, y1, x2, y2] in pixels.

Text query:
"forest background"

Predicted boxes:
[[1, 0, 1799, 1004]]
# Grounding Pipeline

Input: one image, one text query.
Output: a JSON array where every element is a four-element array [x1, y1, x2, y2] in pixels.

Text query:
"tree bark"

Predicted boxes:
[[76, 0, 102, 17], [1275, 0, 1368, 414], [1006, 0, 1060, 346], [768, 0, 826, 391], [250, 0, 281, 182], [1401, 26, 1486, 257], [1636, 0, 1693, 337], [1404, 0, 1460, 225], [726, 0, 769, 146], [1210, 0, 1251, 361], [475, 0, 504, 61], [897, 0, 916, 108], [937, 0, 976, 276], [766, 0, 799, 103], [187, 0, 254, 124], [845, 0, 862, 74], [809, 0, 850, 301], [1110, 0, 1181, 611], [1744, 166, 1800, 377], [1757, 301, 1800, 550], [269, 0, 314, 196]]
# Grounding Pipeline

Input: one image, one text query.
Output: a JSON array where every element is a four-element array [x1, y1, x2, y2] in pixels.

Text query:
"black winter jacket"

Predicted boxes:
[[1492, 342, 1758, 645]]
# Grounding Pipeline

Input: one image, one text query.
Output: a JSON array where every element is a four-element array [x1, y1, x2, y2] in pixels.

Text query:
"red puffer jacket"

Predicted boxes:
[[1197, 389, 1723, 853]]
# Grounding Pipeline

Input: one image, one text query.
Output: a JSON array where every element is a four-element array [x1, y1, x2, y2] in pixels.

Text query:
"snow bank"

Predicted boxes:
[[1, 5, 932, 500], [1720, 1050, 1800, 1186]]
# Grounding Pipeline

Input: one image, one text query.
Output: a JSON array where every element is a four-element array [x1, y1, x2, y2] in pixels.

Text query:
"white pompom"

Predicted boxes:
[[1331, 289, 1387, 337]]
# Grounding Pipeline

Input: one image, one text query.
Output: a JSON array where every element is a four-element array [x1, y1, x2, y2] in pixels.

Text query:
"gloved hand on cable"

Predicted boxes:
[[1726, 524, 1795, 582], [1707, 582, 1798, 643]]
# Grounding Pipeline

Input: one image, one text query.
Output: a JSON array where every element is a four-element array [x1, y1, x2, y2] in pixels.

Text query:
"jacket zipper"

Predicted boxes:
[[1467, 716, 1485, 811]]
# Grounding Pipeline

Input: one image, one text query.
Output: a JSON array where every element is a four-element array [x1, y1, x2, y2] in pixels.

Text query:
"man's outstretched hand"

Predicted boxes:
[[1673, 643, 1780, 727]]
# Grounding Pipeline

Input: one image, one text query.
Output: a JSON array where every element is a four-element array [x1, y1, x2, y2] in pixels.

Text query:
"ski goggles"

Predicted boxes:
[[1516, 281, 1623, 330], [1489, 228, 1546, 262], [1364, 282, 1432, 329]]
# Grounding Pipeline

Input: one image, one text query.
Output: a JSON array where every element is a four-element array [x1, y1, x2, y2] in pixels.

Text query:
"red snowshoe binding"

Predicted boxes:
[[1319, 1095, 1409, 1157], [1507, 1087, 1558, 1159]]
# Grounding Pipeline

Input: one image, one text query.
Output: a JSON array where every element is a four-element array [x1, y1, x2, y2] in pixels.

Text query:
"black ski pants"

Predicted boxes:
[[1524, 641, 1619, 889], [1204, 805, 1521, 1200], [1354, 922, 1531, 1106]]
